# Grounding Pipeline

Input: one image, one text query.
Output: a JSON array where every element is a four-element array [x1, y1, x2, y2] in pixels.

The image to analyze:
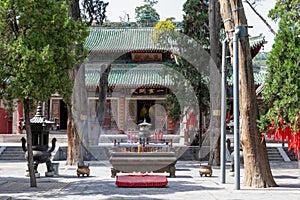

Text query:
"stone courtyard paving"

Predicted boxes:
[[0, 160, 299, 200]]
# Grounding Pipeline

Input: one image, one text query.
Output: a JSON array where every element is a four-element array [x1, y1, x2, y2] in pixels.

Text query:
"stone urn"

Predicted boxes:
[[137, 119, 152, 144]]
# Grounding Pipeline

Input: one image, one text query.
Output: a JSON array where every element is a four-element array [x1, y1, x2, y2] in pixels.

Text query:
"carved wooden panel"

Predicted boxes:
[[131, 53, 162, 62], [110, 99, 118, 129], [125, 99, 137, 130], [103, 100, 111, 129], [51, 99, 60, 122], [118, 98, 125, 130], [88, 99, 97, 117]]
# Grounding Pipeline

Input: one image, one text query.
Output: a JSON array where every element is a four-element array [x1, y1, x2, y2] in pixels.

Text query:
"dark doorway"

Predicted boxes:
[[137, 100, 155, 126], [59, 100, 68, 130]]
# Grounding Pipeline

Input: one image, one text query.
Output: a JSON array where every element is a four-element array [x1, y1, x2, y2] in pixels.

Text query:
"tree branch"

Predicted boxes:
[[244, 0, 277, 35]]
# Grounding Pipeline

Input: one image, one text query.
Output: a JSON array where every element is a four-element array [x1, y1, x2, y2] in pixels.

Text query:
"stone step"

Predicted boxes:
[[178, 147, 200, 161], [0, 155, 25, 160], [53, 146, 104, 161], [268, 156, 283, 159], [2, 149, 24, 153], [268, 149, 280, 153], [2, 151, 24, 154], [3, 149, 24, 152], [268, 154, 280, 156], [0, 151, 24, 154], [0, 147, 26, 160], [0, 158, 25, 161], [267, 147, 284, 162], [0, 132, 67, 143], [0, 153, 25, 157], [0, 134, 26, 143]]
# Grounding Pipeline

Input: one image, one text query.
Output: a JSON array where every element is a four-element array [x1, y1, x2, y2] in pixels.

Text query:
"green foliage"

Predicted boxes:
[[152, 20, 177, 47], [259, 0, 300, 134], [81, 0, 109, 26], [182, 0, 209, 50], [135, 0, 160, 24], [155, 20, 175, 30], [167, 58, 209, 111], [160, 92, 181, 123], [152, 20, 210, 122], [0, 0, 88, 105], [144, 0, 158, 7], [181, 0, 210, 115], [159, 60, 209, 123], [268, 0, 299, 23]]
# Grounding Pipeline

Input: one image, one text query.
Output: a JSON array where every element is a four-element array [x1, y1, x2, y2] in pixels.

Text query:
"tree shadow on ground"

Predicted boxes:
[[2, 176, 222, 199], [273, 175, 298, 179], [55, 179, 221, 199]]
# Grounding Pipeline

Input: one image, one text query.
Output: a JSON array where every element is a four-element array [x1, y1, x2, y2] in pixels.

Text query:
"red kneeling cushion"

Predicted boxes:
[[116, 174, 168, 187]]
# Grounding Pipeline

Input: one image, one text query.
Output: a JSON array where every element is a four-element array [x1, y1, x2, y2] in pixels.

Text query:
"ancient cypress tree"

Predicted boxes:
[[218, 0, 277, 187]]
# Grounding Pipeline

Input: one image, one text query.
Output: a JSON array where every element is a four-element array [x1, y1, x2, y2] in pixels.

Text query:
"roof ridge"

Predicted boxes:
[[90, 26, 155, 30]]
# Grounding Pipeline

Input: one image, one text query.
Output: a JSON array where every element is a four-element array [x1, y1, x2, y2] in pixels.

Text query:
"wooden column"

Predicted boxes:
[[118, 97, 125, 131]]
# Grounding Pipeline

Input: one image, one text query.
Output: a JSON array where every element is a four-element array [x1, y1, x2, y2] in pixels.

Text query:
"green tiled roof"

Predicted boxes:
[[84, 27, 165, 52], [227, 70, 266, 86], [84, 27, 266, 52], [86, 64, 173, 88], [86, 64, 266, 88], [84, 27, 267, 88]]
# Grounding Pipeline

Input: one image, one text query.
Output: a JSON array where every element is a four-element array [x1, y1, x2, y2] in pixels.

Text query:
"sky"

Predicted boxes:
[[105, 0, 278, 52]]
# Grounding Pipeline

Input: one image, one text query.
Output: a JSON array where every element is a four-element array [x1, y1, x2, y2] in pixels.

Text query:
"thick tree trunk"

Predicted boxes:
[[66, 106, 80, 165], [66, 62, 89, 165], [208, 0, 222, 166], [66, 0, 89, 166], [218, 0, 277, 187], [23, 99, 37, 187], [69, 0, 81, 20]]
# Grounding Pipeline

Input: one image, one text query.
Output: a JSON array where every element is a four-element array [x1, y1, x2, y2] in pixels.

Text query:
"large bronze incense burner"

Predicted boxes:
[[21, 104, 57, 177], [109, 120, 177, 178]]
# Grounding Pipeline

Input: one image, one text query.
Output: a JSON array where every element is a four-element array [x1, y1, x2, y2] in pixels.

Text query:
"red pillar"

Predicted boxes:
[[0, 99, 11, 134]]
